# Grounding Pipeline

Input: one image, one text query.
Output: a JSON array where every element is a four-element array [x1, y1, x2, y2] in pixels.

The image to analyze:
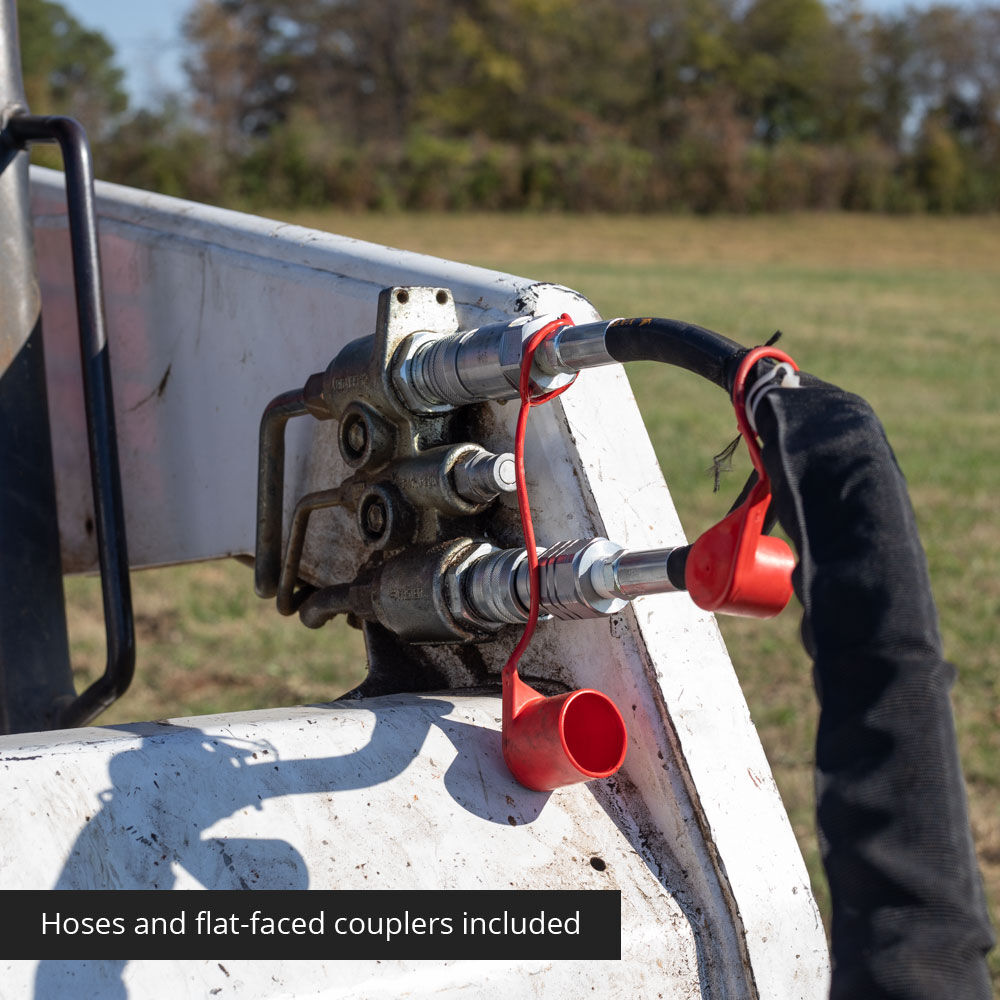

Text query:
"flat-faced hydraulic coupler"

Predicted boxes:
[[462, 538, 683, 627], [295, 537, 683, 643], [392, 314, 615, 412]]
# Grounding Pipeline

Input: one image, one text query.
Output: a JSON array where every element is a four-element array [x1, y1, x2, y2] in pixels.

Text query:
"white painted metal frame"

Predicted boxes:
[[0, 168, 830, 998]]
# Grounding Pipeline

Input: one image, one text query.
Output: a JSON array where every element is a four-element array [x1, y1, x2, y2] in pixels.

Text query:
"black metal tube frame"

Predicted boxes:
[[3, 114, 135, 727]]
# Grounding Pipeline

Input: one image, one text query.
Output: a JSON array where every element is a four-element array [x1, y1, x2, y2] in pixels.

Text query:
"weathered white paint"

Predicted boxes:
[[1, 697, 702, 998], [10, 167, 832, 998]]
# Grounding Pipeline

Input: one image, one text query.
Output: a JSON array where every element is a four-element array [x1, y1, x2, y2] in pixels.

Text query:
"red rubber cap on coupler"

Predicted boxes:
[[685, 478, 794, 618], [502, 671, 627, 792]]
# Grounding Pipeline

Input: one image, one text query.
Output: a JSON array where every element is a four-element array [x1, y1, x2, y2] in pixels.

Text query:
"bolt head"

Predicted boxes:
[[364, 500, 387, 535], [345, 419, 368, 455]]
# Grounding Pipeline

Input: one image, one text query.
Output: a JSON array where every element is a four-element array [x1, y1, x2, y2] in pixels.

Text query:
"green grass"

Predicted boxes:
[[65, 563, 367, 719], [68, 213, 999, 983]]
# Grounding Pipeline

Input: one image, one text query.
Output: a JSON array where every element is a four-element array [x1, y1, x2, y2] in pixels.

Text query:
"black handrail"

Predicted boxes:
[[3, 114, 135, 727]]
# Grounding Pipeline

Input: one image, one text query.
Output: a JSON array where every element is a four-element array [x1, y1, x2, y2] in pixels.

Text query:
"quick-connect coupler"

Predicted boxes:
[[392, 314, 616, 412], [461, 538, 682, 627]]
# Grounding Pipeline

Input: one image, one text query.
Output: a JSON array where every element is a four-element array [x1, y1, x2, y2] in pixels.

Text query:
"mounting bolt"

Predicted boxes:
[[345, 419, 367, 456], [357, 484, 415, 549], [338, 403, 393, 469], [363, 498, 387, 537]]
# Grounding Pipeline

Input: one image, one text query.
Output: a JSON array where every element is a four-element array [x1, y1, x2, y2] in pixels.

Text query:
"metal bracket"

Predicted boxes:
[[255, 286, 517, 647]]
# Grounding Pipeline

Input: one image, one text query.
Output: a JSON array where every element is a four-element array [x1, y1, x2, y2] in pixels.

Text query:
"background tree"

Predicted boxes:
[[17, 0, 1000, 212], [182, 0, 296, 156], [17, 0, 127, 136]]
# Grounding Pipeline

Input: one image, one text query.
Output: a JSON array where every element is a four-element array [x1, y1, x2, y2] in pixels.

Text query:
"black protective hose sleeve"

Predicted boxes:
[[604, 317, 747, 390], [754, 377, 994, 999]]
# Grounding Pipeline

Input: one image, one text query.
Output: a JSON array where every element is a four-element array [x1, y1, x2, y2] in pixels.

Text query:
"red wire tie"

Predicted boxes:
[[502, 314, 578, 683]]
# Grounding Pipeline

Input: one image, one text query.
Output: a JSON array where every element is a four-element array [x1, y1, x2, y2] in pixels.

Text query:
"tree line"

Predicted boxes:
[[20, 0, 1000, 212]]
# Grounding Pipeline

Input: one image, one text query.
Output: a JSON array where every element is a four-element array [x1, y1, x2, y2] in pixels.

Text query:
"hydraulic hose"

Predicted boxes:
[[592, 317, 993, 993], [394, 313, 749, 409], [603, 316, 747, 390], [749, 374, 994, 999]]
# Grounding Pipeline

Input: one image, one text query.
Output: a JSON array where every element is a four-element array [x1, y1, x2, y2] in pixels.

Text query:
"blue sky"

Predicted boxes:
[[59, 0, 192, 107], [56, 0, 989, 109]]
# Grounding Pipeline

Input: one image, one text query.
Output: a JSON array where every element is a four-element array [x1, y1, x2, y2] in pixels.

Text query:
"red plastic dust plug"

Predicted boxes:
[[685, 477, 794, 618], [502, 670, 628, 792], [685, 347, 798, 619], [499, 313, 628, 792]]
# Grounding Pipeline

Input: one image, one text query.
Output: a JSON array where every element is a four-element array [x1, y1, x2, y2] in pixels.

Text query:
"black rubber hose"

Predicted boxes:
[[753, 375, 994, 999], [589, 315, 993, 990], [604, 316, 747, 390]]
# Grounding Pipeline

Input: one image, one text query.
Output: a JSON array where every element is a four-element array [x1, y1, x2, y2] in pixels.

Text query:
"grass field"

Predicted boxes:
[[67, 213, 999, 982]]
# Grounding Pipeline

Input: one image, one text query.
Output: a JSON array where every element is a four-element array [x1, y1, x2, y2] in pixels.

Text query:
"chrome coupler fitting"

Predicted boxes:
[[392, 315, 616, 412], [461, 538, 680, 627]]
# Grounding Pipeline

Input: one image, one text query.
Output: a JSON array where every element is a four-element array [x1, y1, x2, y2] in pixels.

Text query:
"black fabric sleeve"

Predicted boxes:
[[753, 377, 994, 999]]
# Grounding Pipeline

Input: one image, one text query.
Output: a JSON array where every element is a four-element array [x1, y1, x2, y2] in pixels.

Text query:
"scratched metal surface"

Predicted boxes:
[[1, 695, 702, 999], [29, 165, 592, 575]]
